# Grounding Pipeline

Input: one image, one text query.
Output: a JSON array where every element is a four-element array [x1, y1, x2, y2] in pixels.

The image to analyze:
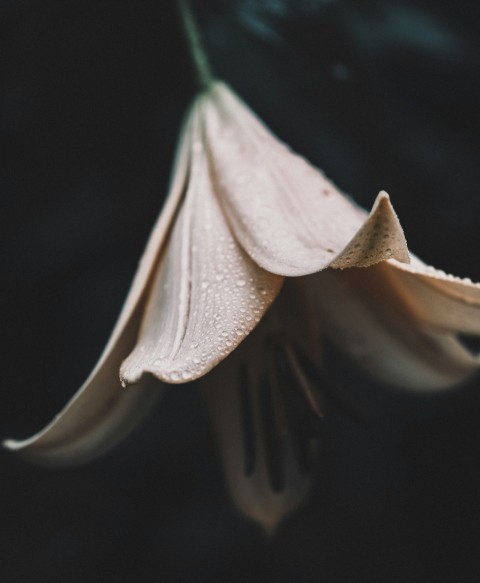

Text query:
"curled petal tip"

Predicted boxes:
[[3, 438, 22, 451], [331, 190, 410, 269], [203, 84, 414, 277]]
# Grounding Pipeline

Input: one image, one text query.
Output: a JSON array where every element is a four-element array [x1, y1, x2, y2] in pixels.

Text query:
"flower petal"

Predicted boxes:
[[200, 302, 320, 534], [3, 96, 197, 463], [120, 103, 283, 385], [3, 310, 162, 465], [329, 191, 409, 268], [388, 256, 480, 334], [203, 82, 408, 276], [312, 262, 480, 390]]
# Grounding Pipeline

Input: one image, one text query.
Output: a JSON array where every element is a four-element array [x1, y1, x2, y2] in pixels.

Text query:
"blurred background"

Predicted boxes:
[[1, 0, 480, 581]]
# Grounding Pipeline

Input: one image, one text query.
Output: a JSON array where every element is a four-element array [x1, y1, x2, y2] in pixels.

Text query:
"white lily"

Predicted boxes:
[[6, 79, 480, 533]]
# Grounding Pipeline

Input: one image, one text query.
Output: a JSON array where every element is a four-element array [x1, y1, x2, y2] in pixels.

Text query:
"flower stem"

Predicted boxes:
[[177, 0, 214, 89]]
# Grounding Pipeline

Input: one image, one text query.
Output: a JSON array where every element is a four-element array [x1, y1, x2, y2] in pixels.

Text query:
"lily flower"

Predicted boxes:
[[5, 81, 480, 534]]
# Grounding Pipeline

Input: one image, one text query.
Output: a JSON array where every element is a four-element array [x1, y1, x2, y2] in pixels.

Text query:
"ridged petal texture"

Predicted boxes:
[[119, 102, 284, 385], [120, 82, 410, 386], [2, 97, 197, 463]]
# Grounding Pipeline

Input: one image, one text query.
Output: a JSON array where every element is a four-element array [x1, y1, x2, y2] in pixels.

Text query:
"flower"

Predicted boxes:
[[5, 81, 480, 533]]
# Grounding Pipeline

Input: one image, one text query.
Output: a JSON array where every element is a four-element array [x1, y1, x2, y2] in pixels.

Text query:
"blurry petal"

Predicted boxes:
[[201, 300, 321, 534], [204, 82, 408, 276], [312, 261, 480, 390], [388, 256, 480, 334], [121, 102, 283, 385], [3, 96, 197, 463], [3, 310, 162, 465]]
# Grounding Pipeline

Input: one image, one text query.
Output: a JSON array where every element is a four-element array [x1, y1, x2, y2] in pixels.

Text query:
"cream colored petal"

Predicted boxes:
[[3, 308, 162, 465], [3, 97, 198, 463], [120, 106, 283, 385], [312, 263, 480, 391], [387, 256, 480, 334], [200, 304, 320, 534], [329, 191, 409, 268], [203, 82, 408, 276]]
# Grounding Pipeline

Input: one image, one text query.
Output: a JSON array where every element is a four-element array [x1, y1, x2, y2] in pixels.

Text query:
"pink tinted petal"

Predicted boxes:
[[312, 264, 479, 390], [120, 105, 283, 385], [204, 82, 408, 276], [3, 95, 197, 463], [387, 257, 480, 334]]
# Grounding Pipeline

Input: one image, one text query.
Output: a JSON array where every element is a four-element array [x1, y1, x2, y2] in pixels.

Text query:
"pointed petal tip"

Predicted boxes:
[[372, 190, 397, 217], [2, 438, 21, 451], [2, 435, 60, 466], [372, 190, 410, 264], [2, 436, 51, 464], [376, 189, 390, 201], [260, 522, 278, 538], [330, 189, 410, 269]]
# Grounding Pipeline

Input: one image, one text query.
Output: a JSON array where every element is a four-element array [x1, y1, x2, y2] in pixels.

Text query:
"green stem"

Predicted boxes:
[[177, 0, 214, 88]]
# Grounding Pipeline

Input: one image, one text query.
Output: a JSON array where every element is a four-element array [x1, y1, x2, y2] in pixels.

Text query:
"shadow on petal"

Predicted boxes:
[[200, 285, 323, 534]]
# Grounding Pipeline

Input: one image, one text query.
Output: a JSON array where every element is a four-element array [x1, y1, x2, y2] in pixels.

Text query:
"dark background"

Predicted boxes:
[[2, 1, 480, 581]]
